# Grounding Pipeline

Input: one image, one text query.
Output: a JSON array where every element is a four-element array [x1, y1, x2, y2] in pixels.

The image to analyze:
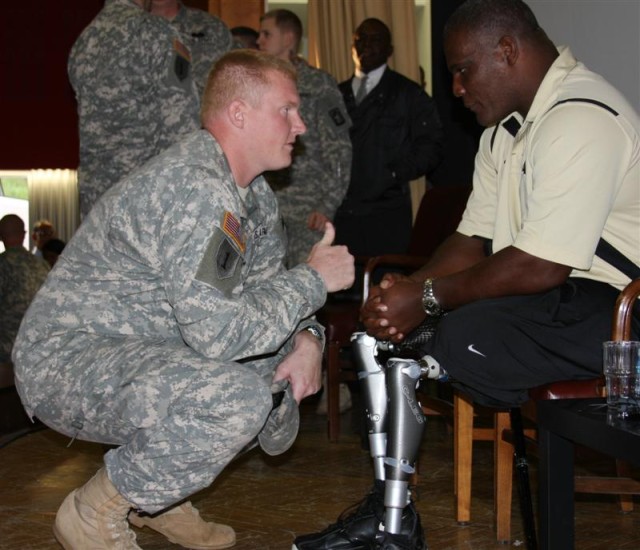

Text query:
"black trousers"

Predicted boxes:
[[423, 279, 639, 408]]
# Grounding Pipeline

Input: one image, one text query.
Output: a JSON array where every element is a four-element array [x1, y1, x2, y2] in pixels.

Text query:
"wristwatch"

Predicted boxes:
[[422, 278, 443, 317], [303, 325, 324, 344]]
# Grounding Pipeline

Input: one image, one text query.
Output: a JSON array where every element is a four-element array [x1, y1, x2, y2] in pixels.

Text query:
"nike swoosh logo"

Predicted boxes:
[[468, 344, 487, 358]]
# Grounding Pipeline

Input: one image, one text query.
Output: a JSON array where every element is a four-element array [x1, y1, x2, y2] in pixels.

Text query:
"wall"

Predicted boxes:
[[528, 0, 639, 109], [428, 0, 640, 188], [3, 1, 636, 171], [0, 0, 262, 171], [1, 1, 103, 170]]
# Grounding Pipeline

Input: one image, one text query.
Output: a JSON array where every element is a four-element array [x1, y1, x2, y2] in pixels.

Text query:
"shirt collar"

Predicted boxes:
[[525, 46, 579, 124], [355, 64, 387, 91]]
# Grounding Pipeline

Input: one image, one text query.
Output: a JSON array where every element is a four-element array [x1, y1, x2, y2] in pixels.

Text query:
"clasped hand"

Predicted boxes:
[[360, 273, 425, 343]]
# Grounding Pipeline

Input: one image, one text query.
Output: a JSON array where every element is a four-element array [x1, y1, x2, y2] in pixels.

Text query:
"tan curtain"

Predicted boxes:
[[308, 0, 428, 219], [309, 0, 420, 83], [28, 169, 80, 244]]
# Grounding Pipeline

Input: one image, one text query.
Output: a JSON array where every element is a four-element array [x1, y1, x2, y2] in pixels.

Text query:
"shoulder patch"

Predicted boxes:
[[173, 39, 191, 82], [173, 38, 191, 61], [215, 238, 241, 279], [222, 211, 246, 253], [195, 227, 243, 294], [329, 107, 347, 126]]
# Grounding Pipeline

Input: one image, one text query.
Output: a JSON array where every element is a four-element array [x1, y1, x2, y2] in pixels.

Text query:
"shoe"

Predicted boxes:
[[53, 467, 141, 549], [372, 529, 428, 550], [292, 481, 424, 550], [129, 501, 235, 549], [315, 375, 352, 415]]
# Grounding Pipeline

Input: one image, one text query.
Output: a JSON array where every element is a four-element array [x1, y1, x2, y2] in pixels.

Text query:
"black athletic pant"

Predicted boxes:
[[424, 278, 640, 408]]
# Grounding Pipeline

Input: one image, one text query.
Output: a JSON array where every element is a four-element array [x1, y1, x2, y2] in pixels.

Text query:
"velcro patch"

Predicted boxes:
[[222, 211, 246, 253], [215, 238, 241, 279], [173, 39, 191, 82], [173, 38, 191, 62], [195, 228, 243, 294], [329, 107, 346, 126]]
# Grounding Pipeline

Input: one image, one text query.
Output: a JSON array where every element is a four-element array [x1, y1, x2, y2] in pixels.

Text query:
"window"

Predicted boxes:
[[0, 172, 30, 252]]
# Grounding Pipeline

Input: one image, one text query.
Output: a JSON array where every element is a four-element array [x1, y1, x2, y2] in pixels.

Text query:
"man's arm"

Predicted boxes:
[[313, 73, 352, 220], [362, 233, 570, 341], [272, 330, 323, 402]]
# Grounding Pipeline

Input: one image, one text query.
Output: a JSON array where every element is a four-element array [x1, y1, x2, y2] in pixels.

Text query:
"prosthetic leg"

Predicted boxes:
[[351, 332, 428, 536], [384, 356, 426, 534], [351, 332, 389, 483], [291, 334, 430, 550]]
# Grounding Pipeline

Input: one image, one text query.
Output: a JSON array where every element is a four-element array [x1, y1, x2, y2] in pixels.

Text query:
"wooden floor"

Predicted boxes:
[[0, 389, 639, 549]]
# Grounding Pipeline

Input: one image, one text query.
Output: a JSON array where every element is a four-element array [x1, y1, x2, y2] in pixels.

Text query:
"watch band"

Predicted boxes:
[[422, 277, 443, 317], [303, 325, 324, 344]]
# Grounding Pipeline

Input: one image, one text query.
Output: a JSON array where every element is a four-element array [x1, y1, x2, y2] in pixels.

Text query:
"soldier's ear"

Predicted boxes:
[[228, 100, 246, 128]]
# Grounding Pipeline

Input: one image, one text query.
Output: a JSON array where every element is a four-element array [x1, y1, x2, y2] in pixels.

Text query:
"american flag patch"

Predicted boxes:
[[222, 211, 245, 253], [173, 38, 191, 62]]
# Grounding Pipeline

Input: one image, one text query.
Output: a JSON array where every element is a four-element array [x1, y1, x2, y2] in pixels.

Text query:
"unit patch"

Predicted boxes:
[[173, 38, 191, 82], [215, 238, 241, 279], [329, 107, 346, 126], [195, 225, 243, 294]]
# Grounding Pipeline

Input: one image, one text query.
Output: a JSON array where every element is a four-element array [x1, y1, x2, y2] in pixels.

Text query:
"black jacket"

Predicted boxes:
[[337, 68, 444, 216]]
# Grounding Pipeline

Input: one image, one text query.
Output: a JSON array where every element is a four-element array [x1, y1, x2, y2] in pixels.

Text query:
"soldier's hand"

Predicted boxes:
[[306, 222, 355, 292], [307, 211, 330, 231]]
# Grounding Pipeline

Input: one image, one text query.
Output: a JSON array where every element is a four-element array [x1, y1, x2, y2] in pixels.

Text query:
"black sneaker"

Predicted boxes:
[[372, 509, 427, 550], [292, 481, 425, 550], [372, 531, 428, 550]]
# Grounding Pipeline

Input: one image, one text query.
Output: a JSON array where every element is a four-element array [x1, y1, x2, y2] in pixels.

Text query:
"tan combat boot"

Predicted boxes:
[[129, 501, 236, 549], [53, 467, 141, 549]]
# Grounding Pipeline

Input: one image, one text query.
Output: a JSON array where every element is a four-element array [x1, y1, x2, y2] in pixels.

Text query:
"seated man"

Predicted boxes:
[[13, 49, 354, 550], [293, 0, 639, 548]]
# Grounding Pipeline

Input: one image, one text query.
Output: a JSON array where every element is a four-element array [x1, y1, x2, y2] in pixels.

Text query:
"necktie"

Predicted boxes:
[[355, 75, 368, 105]]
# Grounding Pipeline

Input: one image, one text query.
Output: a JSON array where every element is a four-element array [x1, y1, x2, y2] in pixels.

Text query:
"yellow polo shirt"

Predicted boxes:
[[458, 47, 640, 290]]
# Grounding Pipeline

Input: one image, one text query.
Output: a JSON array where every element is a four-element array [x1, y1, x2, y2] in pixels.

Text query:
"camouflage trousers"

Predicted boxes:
[[31, 334, 291, 513]]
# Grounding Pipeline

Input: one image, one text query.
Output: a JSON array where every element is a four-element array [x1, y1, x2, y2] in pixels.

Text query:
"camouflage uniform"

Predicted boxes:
[[13, 129, 326, 513], [68, 0, 201, 218], [266, 60, 352, 267], [0, 247, 50, 363], [170, 2, 233, 97]]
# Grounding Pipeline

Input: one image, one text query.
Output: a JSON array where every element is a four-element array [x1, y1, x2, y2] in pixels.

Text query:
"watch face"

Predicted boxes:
[[425, 300, 439, 315]]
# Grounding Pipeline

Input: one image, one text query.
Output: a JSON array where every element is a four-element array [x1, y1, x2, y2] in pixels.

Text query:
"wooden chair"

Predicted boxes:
[[492, 278, 640, 547], [316, 299, 361, 442]]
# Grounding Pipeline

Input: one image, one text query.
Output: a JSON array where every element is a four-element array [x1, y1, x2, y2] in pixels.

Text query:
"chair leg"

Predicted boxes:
[[615, 459, 635, 513], [326, 342, 341, 442], [494, 411, 513, 543], [454, 391, 473, 524], [510, 408, 537, 550]]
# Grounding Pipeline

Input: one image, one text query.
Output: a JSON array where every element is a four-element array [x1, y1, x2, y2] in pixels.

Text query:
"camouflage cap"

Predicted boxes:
[[258, 383, 300, 456]]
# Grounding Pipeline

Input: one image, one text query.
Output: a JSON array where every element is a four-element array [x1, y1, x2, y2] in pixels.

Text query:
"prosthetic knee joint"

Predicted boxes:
[[351, 332, 433, 534]]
